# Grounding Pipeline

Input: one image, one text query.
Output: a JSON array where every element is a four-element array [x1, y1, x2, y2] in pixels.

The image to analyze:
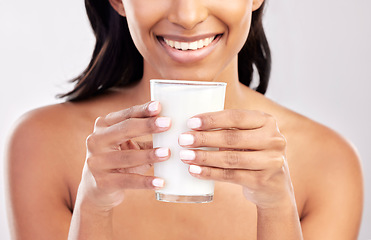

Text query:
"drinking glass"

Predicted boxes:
[[150, 79, 227, 203]]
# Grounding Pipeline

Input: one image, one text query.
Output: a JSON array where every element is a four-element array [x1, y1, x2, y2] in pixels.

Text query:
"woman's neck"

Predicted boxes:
[[124, 57, 258, 110]]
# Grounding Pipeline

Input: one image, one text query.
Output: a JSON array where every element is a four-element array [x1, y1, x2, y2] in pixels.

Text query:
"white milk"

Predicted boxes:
[[150, 79, 226, 203]]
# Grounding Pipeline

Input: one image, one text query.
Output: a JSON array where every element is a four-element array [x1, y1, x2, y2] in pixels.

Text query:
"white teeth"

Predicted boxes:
[[197, 39, 204, 49], [168, 40, 174, 48], [163, 36, 216, 51], [181, 42, 188, 51], [189, 41, 198, 50], [174, 41, 181, 49]]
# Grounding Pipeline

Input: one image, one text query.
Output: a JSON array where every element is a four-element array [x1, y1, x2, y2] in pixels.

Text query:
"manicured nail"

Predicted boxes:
[[155, 117, 171, 128], [187, 118, 202, 129], [189, 165, 202, 174], [179, 134, 194, 146], [152, 178, 165, 188], [148, 101, 159, 112], [179, 149, 195, 161], [155, 148, 169, 158]]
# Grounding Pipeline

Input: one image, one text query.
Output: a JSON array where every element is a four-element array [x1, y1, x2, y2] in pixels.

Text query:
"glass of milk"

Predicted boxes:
[[150, 79, 227, 203]]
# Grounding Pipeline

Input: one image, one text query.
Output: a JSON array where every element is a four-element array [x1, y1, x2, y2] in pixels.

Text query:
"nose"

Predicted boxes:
[[167, 0, 208, 30]]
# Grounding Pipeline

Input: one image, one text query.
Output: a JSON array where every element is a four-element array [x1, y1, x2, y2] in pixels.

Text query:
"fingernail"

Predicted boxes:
[[148, 101, 159, 112], [180, 149, 195, 160], [187, 118, 202, 129], [179, 134, 194, 146], [189, 165, 202, 174], [155, 117, 171, 128], [152, 178, 165, 188], [155, 148, 169, 158]]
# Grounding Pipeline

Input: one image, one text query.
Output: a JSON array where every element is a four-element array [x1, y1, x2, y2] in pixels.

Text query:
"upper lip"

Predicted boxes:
[[157, 33, 222, 42]]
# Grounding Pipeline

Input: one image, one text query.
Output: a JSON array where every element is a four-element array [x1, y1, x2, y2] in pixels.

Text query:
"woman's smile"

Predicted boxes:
[[156, 34, 223, 64], [162, 35, 218, 50], [122, 0, 253, 80]]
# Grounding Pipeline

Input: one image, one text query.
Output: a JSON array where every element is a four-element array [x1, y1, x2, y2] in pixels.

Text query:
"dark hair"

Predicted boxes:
[[60, 1, 271, 101]]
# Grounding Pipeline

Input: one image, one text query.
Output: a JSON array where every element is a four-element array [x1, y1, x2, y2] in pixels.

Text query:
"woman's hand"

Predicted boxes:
[[76, 101, 171, 211], [179, 109, 294, 210]]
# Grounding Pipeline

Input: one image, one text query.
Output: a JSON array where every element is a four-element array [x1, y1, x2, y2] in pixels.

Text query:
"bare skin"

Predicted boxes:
[[5, 0, 363, 239], [6, 79, 363, 239]]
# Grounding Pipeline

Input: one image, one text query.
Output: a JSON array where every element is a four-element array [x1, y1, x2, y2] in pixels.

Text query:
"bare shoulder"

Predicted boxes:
[[7, 102, 92, 169], [5, 103, 91, 239], [281, 107, 362, 180], [273, 103, 363, 239], [12, 103, 74, 134], [281, 107, 360, 163], [5, 89, 140, 238], [6, 101, 95, 192]]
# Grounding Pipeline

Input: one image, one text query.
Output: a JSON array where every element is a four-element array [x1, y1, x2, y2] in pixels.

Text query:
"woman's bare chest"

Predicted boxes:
[[111, 182, 259, 240]]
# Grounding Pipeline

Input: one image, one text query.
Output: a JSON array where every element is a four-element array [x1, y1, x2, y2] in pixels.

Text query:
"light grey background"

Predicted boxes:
[[0, 0, 370, 239]]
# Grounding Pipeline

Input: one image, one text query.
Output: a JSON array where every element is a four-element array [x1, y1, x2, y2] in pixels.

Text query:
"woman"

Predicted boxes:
[[6, 0, 363, 239]]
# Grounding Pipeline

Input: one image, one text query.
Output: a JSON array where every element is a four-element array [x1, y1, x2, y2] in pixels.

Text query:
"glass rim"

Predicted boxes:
[[150, 79, 227, 87]]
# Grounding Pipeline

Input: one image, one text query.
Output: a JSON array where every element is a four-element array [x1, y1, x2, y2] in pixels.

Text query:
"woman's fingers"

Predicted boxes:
[[186, 160, 286, 191], [178, 109, 293, 209], [87, 101, 170, 152], [178, 128, 285, 150], [187, 109, 271, 131], [181, 109, 285, 150], [87, 148, 170, 171], [102, 101, 161, 127], [136, 141, 153, 150], [87, 116, 171, 151], [79, 102, 171, 209], [187, 165, 257, 185], [180, 149, 284, 170], [95, 173, 165, 192]]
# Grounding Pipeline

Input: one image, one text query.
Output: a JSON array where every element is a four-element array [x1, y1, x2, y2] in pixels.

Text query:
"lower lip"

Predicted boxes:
[[157, 35, 222, 64]]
